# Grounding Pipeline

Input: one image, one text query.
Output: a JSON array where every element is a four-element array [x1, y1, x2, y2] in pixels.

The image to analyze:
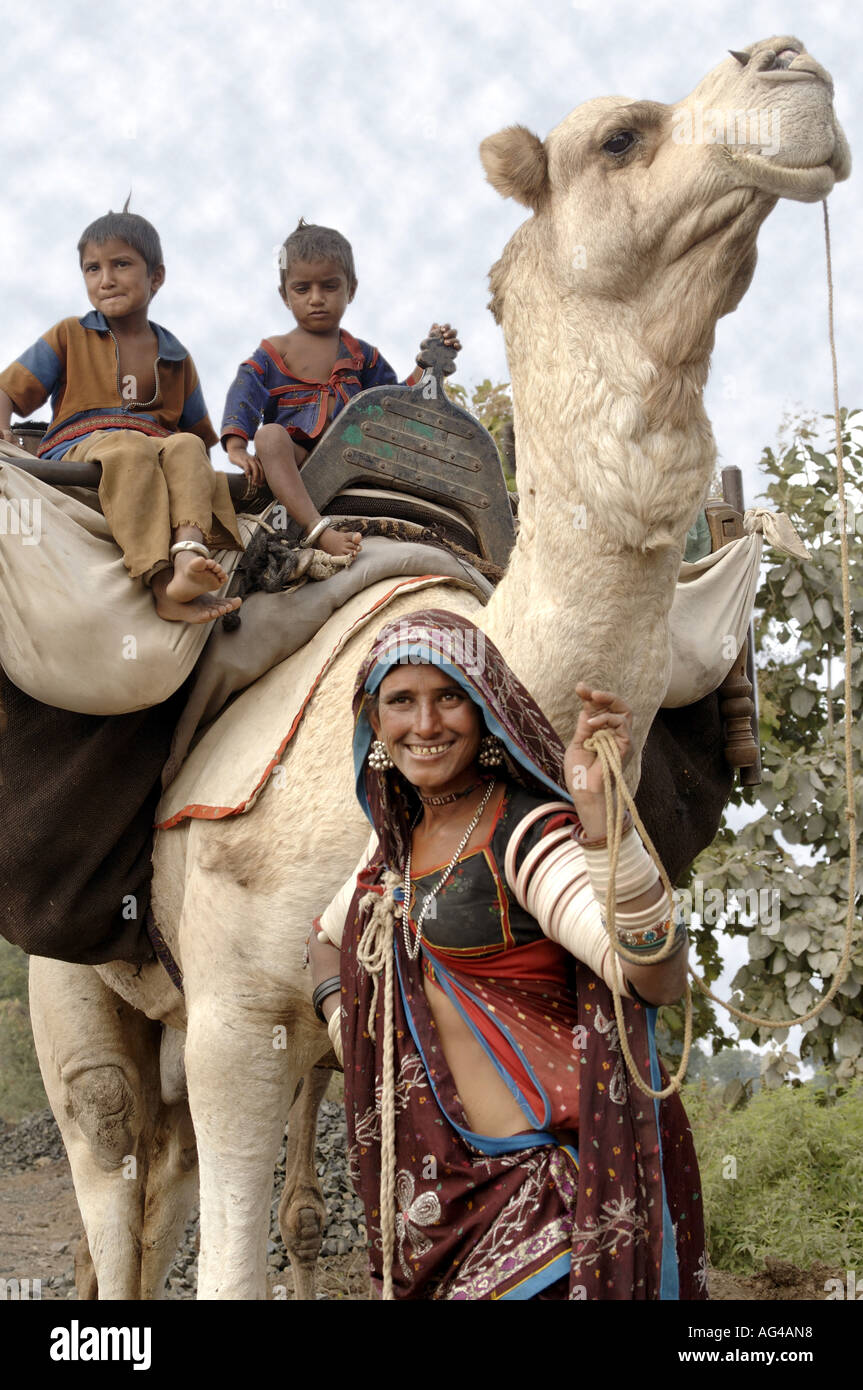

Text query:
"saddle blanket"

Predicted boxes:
[[155, 572, 479, 828]]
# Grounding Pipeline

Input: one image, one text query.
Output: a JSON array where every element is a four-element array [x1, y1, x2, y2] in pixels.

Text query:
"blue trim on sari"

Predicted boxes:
[[427, 953, 552, 1130], [393, 939, 558, 1157], [499, 1251, 572, 1300], [646, 1005, 680, 1301]]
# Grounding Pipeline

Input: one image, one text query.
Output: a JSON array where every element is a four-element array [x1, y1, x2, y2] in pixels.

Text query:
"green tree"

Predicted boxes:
[[686, 408, 863, 1079], [446, 378, 516, 487]]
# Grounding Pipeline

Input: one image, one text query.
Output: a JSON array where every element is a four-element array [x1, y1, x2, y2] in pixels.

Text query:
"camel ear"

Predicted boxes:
[[480, 125, 549, 209]]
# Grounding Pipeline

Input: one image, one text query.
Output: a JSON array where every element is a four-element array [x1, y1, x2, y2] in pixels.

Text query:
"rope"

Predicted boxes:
[[357, 874, 401, 1300], [583, 730, 694, 1099], [586, 206, 859, 1087]]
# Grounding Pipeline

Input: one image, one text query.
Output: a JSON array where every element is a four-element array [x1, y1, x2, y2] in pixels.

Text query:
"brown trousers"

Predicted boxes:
[[63, 429, 243, 580]]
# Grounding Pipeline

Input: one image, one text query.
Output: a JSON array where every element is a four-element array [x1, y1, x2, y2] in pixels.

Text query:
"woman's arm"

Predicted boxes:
[[308, 927, 342, 1023], [561, 683, 687, 1004]]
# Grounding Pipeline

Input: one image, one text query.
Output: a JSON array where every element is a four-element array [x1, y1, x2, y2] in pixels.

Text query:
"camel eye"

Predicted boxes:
[[603, 131, 636, 155]]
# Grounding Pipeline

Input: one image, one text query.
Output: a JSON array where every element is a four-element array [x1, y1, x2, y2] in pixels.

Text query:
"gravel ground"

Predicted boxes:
[[0, 1098, 370, 1300]]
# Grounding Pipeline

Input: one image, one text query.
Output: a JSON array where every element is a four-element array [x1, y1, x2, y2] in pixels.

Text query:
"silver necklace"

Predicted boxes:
[[402, 780, 496, 963]]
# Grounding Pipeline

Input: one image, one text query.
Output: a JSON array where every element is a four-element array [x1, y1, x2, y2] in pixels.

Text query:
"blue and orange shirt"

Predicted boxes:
[[0, 310, 218, 458], [220, 328, 422, 450]]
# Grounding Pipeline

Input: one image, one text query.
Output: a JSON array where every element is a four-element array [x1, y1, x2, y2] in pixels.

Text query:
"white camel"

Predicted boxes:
[[28, 36, 848, 1300]]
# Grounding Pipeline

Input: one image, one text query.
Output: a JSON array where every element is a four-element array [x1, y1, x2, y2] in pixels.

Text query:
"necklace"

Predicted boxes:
[[402, 780, 496, 963], [418, 779, 483, 807]]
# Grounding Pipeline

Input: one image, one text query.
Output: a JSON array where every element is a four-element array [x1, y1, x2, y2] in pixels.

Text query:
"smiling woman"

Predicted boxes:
[[309, 609, 703, 1301]]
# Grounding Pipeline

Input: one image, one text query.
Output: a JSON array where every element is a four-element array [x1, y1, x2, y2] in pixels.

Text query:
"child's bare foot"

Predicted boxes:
[[165, 553, 229, 603], [152, 585, 242, 625], [317, 527, 361, 558], [151, 564, 242, 624]]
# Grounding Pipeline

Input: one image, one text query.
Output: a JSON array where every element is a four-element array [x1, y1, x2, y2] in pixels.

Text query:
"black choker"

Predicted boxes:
[[418, 780, 484, 807]]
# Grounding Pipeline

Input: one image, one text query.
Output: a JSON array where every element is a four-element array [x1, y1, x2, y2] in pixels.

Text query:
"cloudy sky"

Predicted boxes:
[[1, 0, 859, 512]]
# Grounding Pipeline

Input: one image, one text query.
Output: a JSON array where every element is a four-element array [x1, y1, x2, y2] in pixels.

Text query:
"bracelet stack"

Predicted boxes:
[[312, 975, 341, 1022]]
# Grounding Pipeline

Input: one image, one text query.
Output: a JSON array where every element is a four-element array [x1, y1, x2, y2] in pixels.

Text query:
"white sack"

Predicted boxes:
[[0, 456, 246, 714]]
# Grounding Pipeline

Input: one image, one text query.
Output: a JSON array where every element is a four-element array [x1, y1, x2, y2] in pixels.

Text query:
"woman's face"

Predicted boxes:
[[370, 663, 483, 792]]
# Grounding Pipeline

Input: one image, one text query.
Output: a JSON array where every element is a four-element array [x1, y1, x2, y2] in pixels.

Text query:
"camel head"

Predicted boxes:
[[481, 37, 849, 441]]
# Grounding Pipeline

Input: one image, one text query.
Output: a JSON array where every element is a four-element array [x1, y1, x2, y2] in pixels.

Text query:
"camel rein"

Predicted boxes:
[[584, 200, 858, 1099]]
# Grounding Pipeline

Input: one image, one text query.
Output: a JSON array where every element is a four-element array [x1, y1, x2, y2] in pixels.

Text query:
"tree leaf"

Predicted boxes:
[[789, 687, 817, 718], [789, 591, 814, 626], [782, 570, 803, 597], [814, 597, 834, 629], [783, 924, 812, 956]]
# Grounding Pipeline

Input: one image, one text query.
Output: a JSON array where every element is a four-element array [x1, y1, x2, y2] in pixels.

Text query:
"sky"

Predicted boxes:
[[2, 0, 858, 1058], [1, 0, 859, 509]]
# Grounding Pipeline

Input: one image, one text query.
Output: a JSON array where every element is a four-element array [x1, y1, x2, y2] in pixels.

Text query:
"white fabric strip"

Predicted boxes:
[[317, 830, 379, 949]]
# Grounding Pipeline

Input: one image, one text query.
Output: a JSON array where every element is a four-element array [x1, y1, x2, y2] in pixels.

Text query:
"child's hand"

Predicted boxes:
[[226, 440, 264, 487], [429, 322, 461, 352], [241, 452, 266, 487], [0, 426, 16, 444]]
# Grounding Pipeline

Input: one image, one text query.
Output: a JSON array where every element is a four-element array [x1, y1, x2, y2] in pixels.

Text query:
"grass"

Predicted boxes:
[[685, 1079, 863, 1274]]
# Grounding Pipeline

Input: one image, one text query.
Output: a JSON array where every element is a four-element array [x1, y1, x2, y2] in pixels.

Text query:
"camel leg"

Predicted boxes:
[[184, 988, 300, 1300], [74, 1232, 98, 1300], [29, 956, 162, 1300], [140, 1099, 199, 1299], [279, 1066, 331, 1300]]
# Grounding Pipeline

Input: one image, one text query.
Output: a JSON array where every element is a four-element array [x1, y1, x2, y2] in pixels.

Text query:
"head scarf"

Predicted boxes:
[[352, 608, 571, 869]]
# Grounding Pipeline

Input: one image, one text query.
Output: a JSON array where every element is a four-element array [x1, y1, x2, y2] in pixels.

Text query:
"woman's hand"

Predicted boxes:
[[564, 683, 633, 834]]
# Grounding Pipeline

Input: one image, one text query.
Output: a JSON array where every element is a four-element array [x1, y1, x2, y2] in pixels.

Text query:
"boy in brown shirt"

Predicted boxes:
[[0, 207, 243, 624]]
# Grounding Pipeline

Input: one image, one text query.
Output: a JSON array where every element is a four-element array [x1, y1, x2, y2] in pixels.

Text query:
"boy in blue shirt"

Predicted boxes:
[[221, 219, 458, 557]]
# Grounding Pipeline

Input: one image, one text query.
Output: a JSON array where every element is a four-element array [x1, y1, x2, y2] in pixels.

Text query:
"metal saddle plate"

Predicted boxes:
[[297, 339, 516, 568]]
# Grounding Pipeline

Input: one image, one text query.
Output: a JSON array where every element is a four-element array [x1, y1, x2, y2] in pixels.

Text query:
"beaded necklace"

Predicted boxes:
[[401, 781, 496, 963]]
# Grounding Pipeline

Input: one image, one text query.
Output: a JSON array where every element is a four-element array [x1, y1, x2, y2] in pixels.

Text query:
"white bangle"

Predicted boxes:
[[169, 540, 211, 560], [579, 827, 659, 903], [300, 516, 335, 549], [327, 1007, 343, 1065]]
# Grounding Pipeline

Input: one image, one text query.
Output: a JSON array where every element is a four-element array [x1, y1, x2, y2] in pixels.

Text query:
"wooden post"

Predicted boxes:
[[720, 466, 762, 786]]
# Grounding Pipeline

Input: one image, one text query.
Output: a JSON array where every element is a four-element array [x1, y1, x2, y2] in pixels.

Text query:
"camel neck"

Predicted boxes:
[[482, 290, 714, 745]]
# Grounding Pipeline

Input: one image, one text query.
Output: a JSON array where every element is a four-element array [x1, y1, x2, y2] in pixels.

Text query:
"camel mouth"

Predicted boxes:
[[725, 146, 840, 200]]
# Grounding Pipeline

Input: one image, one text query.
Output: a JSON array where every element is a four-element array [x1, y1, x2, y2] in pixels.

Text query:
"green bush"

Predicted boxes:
[[0, 997, 48, 1122], [685, 1081, 863, 1272]]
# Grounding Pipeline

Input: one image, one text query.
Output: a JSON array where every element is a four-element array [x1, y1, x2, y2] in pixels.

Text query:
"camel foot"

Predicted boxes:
[[290, 1205, 324, 1265], [283, 1205, 325, 1300]]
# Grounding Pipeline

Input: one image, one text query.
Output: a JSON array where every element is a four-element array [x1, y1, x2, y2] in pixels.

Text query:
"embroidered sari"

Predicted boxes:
[[340, 610, 707, 1300]]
